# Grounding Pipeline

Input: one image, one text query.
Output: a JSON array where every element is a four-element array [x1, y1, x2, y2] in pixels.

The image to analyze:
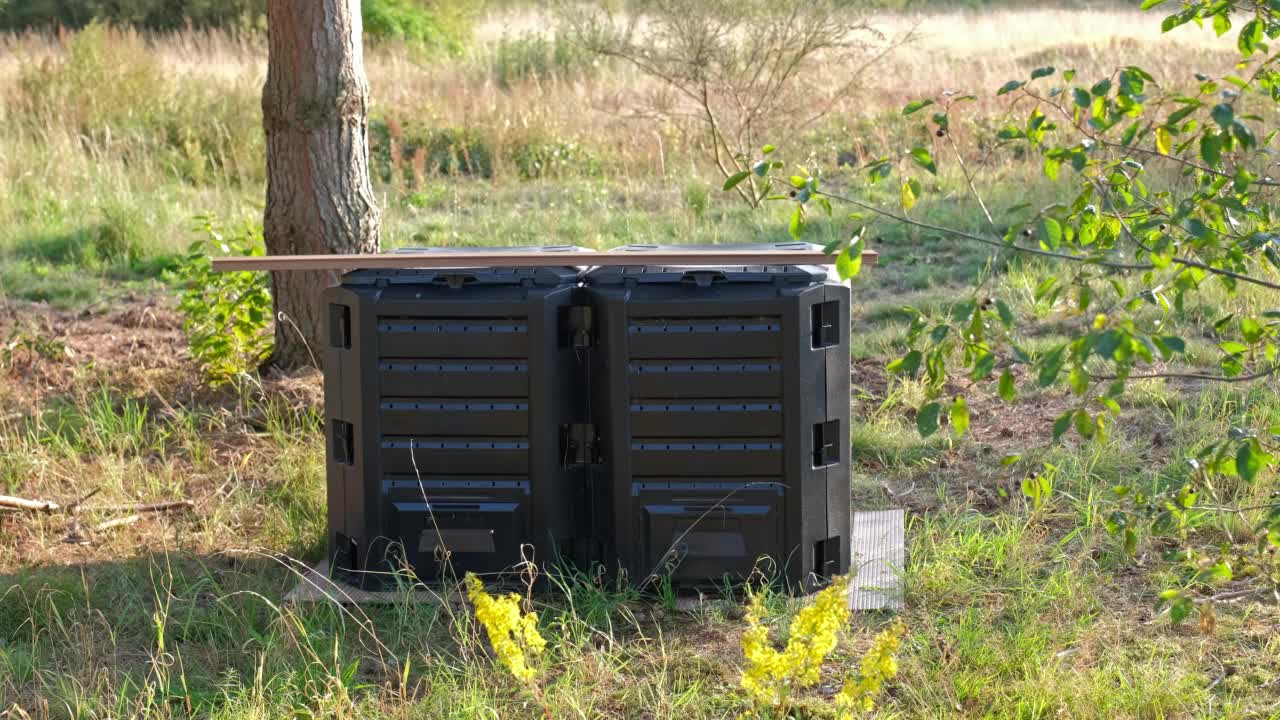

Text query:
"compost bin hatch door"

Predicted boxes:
[[389, 499, 526, 576]]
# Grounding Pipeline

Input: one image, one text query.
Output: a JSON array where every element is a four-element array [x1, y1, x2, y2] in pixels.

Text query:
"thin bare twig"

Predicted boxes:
[[815, 188, 1154, 270], [1094, 363, 1280, 383], [93, 514, 142, 532], [82, 500, 195, 514], [0, 495, 62, 512], [1194, 586, 1280, 604], [817, 186, 1280, 291], [0, 495, 193, 515]]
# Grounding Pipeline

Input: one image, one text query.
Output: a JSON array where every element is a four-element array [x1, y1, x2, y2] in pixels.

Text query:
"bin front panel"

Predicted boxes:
[[323, 267, 580, 588], [583, 249, 851, 590]]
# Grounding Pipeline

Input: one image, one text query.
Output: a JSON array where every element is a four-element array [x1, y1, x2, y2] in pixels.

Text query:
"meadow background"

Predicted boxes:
[[1, 0, 1279, 717]]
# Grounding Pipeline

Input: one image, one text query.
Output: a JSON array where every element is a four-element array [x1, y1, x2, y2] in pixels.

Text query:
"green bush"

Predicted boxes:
[[159, 84, 265, 186], [362, 0, 477, 53], [420, 126, 494, 177], [0, 0, 264, 31], [682, 181, 710, 220], [370, 118, 607, 183], [369, 119, 398, 183], [491, 31, 596, 89], [15, 220, 140, 270], [176, 215, 273, 385], [370, 120, 495, 182], [0, 0, 478, 48], [15, 22, 164, 135], [509, 137, 600, 180], [12, 198, 179, 282]]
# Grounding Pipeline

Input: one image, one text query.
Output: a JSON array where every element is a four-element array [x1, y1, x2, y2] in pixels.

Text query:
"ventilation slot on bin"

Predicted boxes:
[[420, 527, 496, 554], [812, 420, 840, 468], [331, 420, 354, 465], [330, 304, 351, 348], [813, 536, 841, 585], [811, 301, 839, 348]]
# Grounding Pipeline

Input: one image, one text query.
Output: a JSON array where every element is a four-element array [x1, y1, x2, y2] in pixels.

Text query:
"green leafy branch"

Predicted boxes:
[[729, 0, 1280, 620], [176, 215, 273, 385]]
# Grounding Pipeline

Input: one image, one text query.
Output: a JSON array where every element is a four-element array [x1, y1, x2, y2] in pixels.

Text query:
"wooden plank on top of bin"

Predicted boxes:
[[210, 249, 879, 272]]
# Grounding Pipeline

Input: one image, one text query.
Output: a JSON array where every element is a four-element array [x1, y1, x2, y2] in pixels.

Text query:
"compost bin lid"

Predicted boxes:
[[584, 243, 828, 286], [341, 245, 583, 287]]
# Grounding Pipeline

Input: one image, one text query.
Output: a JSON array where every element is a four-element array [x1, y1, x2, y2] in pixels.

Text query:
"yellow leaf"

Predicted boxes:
[[1156, 126, 1172, 155], [901, 180, 916, 210]]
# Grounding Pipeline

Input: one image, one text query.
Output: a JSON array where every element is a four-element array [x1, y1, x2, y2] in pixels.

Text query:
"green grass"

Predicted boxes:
[[2, 9, 1280, 719], [2, 240, 1274, 717], [2, 377, 1278, 716]]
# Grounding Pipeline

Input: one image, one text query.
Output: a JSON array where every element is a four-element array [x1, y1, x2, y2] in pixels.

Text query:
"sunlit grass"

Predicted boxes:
[[0, 5, 1278, 718]]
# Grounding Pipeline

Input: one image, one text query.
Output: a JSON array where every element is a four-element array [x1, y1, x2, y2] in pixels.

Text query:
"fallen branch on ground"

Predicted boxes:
[[0, 494, 192, 515], [93, 514, 142, 532], [0, 495, 62, 512], [83, 500, 194, 514]]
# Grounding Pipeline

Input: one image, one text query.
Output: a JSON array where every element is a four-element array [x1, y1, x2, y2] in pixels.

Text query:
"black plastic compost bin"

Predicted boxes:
[[322, 247, 585, 588], [579, 243, 852, 591]]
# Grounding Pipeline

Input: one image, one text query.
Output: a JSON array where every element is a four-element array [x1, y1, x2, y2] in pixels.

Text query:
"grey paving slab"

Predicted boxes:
[[848, 509, 905, 610]]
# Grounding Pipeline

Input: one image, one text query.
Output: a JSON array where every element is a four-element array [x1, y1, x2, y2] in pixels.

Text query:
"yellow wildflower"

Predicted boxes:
[[740, 579, 851, 711], [464, 572, 546, 683], [740, 593, 786, 707], [835, 621, 905, 718]]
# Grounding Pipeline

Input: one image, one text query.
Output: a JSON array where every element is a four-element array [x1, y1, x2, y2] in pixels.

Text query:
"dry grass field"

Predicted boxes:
[[1, 4, 1279, 718]]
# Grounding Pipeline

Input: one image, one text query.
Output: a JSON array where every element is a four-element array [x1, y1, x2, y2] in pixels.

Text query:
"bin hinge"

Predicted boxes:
[[564, 305, 594, 349], [562, 423, 600, 467]]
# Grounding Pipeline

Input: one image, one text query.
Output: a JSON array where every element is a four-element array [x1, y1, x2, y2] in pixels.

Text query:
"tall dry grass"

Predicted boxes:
[[0, 6, 1239, 180], [0, 5, 1242, 276]]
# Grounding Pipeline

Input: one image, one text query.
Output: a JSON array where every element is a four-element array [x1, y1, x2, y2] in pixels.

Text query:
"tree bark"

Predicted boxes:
[[262, 0, 380, 371]]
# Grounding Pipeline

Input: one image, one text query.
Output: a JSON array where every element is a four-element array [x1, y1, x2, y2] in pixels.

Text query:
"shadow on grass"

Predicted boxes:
[[0, 545, 666, 716], [2, 226, 181, 307], [0, 545, 404, 714]]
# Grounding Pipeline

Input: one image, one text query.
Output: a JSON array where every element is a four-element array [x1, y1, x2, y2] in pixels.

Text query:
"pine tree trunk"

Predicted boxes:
[[262, 0, 380, 371]]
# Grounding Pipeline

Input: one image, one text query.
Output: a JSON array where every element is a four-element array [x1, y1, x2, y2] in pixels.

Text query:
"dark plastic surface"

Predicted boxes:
[[323, 247, 583, 588], [581, 242, 851, 591], [589, 242, 828, 286], [322, 243, 851, 593]]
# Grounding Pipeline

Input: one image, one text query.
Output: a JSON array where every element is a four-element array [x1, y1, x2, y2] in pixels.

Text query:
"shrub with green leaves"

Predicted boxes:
[[370, 121, 495, 183], [176, 216, 272, 385], [362, 0, 477, 54], [0, 0, 263, 31], [510, 138, 600, 180], [740, 0, 1280, 621], [491, 31, 597, 89]]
